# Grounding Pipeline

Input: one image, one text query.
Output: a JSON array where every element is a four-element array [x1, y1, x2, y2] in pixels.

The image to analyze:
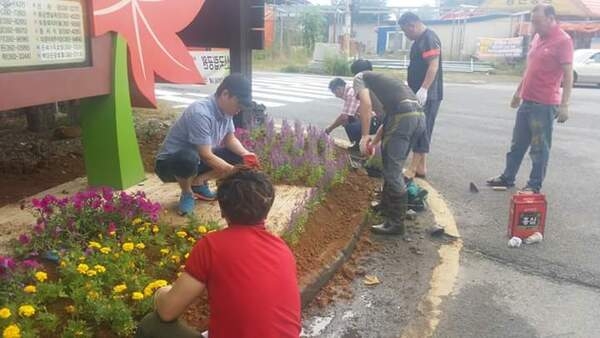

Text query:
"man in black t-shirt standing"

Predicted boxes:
[[351, 59, 426, 236], [399, 12, 443, 179]]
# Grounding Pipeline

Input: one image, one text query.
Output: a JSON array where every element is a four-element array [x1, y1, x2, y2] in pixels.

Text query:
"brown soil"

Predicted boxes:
[[0, 112, 168, 207], [291, 171, 378, 285]]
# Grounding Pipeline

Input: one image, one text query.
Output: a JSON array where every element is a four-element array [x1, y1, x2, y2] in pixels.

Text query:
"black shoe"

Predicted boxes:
[[370, 223, 405, 235], [486, 175, 514, 188], [520, 186, 540, 194]]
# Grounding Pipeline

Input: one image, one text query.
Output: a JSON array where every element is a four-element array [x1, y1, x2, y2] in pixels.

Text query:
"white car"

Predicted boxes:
[[573, 49, 600, 86]]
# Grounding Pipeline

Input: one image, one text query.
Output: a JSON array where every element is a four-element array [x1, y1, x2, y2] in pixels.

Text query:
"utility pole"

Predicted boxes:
[[343, 0, 352, 57]]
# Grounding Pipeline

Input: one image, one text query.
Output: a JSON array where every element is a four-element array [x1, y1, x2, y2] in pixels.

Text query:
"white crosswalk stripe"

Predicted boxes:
[[155, 73, 338, 110]]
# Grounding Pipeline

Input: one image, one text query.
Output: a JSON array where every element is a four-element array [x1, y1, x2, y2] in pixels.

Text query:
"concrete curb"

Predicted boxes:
[[299, 216, 367, 308]]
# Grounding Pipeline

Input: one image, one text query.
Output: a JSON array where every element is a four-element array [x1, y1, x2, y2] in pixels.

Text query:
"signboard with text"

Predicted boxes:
[[190, 50, 230, 85], [477, 37, 524, 59], [0, 0, 88, 71], [481, 0, 594, 17]]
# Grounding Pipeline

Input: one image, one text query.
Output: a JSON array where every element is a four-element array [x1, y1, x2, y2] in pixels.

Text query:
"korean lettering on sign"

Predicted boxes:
[[0, 0, 87, 69]]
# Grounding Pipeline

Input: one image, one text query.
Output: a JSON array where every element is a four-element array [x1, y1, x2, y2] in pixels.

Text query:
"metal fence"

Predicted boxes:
[[370, 58, 495, 73]]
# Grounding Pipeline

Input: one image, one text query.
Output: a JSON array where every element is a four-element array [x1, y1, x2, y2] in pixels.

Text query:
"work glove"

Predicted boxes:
[[359, 136, 372, 156], [416, 87, 428, 106], [243, 153, 261, 169], [555, 104, 569, 123]]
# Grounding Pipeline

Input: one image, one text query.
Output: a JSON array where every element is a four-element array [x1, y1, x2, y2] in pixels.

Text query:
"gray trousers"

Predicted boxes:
[[380, 112, 426, 226], [135, 312, 202, 338]]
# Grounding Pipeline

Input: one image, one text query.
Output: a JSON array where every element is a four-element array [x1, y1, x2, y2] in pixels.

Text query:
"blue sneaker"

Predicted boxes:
[[192, 183, 216, 201], [178, 192, 195, 215]]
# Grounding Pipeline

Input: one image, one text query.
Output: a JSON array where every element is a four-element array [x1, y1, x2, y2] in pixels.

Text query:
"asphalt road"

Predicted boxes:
[[157, 73, 600, 337]]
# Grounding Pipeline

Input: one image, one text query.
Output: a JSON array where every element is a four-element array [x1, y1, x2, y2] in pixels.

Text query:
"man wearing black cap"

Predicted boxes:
[[155, 74, 256, 215], [351, 59, 426, 235]]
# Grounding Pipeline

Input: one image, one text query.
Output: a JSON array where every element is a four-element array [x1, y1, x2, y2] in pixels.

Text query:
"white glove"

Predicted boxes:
[[359, 136, 372, 156], [416, 87, 428, 106], [556, 104, 569, 123]]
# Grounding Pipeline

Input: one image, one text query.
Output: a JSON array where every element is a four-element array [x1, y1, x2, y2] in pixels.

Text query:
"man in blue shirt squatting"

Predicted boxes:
[[154, 74, 256, 215]]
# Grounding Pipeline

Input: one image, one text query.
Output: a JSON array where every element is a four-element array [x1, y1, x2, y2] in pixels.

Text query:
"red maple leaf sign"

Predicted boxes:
[[92, 0, 205, 107]]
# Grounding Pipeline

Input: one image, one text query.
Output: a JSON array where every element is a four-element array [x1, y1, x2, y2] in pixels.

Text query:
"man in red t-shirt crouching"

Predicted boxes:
[[135, 169, 301, 338]]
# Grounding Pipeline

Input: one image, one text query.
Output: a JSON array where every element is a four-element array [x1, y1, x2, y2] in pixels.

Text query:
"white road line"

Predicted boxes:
[[155, 89, 181, 96], [254, 100, 286, 108], [174, 105, 188, 109], [251, 92, 311, 103], [252, 87, 332, 99], [157, 95, 196, 104], [184, 92, 208, 98], [252, 83, 331, 96], [253, 79, 328, 90]]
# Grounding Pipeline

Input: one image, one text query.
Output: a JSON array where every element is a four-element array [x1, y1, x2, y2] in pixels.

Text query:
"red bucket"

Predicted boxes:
[[508, 193, 547, 239]]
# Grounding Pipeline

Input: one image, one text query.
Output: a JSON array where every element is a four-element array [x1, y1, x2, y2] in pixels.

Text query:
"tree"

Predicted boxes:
[[300, 7, 326, 54]]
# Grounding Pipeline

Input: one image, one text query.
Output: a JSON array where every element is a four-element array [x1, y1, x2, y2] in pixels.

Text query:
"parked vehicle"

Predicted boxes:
[[573, 49, 600, 86]]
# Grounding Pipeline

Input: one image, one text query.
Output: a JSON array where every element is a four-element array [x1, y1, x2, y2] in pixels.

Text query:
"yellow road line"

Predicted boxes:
[[401, 179, 463, 338]]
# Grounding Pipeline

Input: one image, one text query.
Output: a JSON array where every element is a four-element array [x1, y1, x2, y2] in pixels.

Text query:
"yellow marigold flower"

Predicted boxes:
[[78, 256, 85, 261], [60, 261, 66, 268], [122, 242, 134, 252], [34, 271, 48, 282], [87, 291, 99, 299], [18, 305, 35, 317], [171, 255, 181, 264], [86, 270, 97, 277], [65, 305, 76, 314], [197, 226, 208, 234], [132, 218, 143, 225], [94, 265, 106, 273], [23, 285, 37, 294], [137, 227, 146, 233], [143, 287, 153, 297], [113, 284, 127, 293], [187, 237, 196, 244], [76, 264, 89, 274], [160, 248, 169, 255], [2, 324, 20, 338], [0, 308, 11, 319], [176, 231, 187, 238], [131, 292, 144, 301], [88, 241, 102, 249], [152, 226, 160, 233], [184, 253, 190, 259], [100, 247, 111, 254], [154, 280, 168, 288], [135, 243, 146, 250], [143, 222, 152, 228]]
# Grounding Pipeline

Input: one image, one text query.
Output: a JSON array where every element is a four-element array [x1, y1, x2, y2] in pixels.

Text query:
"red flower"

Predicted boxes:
[[92, 0, 206, 107]]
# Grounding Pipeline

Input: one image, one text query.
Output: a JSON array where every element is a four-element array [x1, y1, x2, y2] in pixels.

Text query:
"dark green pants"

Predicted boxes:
[[135, 312, 203, 338]]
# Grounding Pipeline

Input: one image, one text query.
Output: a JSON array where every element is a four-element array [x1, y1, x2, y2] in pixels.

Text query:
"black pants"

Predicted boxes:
[[155, 148, 242, 183]]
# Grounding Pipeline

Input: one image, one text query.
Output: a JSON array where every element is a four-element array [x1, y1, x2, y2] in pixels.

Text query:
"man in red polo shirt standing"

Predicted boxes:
[[135, 169, 301, 338], [487, 4, 573, 193]]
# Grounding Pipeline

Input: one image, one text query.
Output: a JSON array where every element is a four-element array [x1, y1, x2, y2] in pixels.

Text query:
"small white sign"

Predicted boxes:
[[190, 50, 230, 85]]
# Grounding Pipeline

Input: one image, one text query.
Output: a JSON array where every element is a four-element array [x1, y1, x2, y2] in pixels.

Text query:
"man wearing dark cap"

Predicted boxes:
[[398, 11, 443, 179], [155, 74, 256, 215], [351, 59, 426, 235]]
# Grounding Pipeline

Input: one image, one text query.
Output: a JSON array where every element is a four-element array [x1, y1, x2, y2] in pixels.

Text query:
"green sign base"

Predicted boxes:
[[80, 33, 145, 189]]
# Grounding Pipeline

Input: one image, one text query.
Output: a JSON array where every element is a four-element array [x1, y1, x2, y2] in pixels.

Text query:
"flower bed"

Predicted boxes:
[[0, 119, 349, 337]]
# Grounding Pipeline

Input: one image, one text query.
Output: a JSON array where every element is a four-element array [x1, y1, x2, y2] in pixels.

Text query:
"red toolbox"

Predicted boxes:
[[508, 193, 547, 239]]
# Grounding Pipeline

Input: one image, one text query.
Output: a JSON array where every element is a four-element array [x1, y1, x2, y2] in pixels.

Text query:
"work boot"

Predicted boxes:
[[370, 222, 405, 235]]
